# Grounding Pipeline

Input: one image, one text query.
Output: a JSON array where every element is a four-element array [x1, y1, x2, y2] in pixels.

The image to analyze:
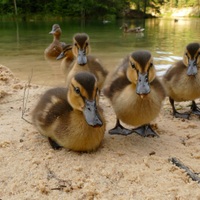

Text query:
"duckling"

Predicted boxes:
[[163, 42, 200, 119], [44, 24, 66, 59], [56, 44, 74, 75], [103, 50, 166, 137], [32, 72, 106, 152], [120, 23, 144, 33], [60, 33, 108, 89]]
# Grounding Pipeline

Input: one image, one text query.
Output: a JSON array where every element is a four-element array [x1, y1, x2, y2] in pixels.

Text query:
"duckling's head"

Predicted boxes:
[[127, 50, 156, 97], [49, 24, 62, 37], [120, 23, 128, 30], [67, 72, 103, 127], [72, 33, 90, 65], [56, 44, 72, 60], [183, 42, 200, 76]]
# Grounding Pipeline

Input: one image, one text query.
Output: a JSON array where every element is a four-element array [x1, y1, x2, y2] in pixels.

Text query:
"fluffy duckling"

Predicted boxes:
[[103, 50, 166, 137], [44, 24, 66, 59], [59, 33, 108, 89], [57, 44, 74, 74], [120, 23, 144, 33], [163, 42, 200, 119], [32, 72, 106, 152]]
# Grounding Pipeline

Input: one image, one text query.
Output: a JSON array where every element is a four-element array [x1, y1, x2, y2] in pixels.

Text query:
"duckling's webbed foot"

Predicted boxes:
[[173, 111, 190, 119], [133, 124, 159, 137], [191, 101, 200, 116], [48, 138, 62, 150], [109, 119, 133, 135], [169, 97, 190, 119]]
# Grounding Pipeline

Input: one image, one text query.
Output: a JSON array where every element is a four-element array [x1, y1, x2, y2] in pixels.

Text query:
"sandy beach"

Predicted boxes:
[[1, 64, 200, 200]]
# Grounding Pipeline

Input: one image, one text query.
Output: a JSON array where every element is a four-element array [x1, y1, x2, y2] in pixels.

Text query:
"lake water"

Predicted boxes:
[[0, 18, 199, 86]]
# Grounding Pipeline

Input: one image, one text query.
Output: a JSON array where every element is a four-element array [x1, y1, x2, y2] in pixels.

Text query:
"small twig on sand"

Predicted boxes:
[[46, 165, 71, 191], [169, 157, 200, 183], [46, 165, 67, 182], [21, 69, 33, 124]]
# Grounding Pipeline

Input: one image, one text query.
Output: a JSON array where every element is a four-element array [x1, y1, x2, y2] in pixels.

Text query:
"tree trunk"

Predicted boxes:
[[143, 0, 148, 15], [13, 0, 18, 16]]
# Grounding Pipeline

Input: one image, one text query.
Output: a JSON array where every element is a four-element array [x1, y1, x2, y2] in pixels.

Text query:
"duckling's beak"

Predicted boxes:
[[136, 73, 150, 96], [77, 49, 87, 65], [83, 100, 103, 127], [56, 51, 65, 60], [187, 59, 197, 76], [49, 30, 55, 34]]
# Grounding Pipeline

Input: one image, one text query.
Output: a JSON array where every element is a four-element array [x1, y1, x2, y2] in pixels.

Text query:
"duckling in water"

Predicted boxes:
[[103, 50, 166, 137], [57, 33, 108, 89], [32, 72, 106, 152], [44, 24, 66, 59], [120, 23, 144, 33], [163, 42, 200, 119]]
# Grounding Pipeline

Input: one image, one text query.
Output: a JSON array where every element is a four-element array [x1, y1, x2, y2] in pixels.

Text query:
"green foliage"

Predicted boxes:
[[0, 0, 199, 20], [166, 0, 199, 7], [130, 0, 168, 14], [0, 0, 130, 20]]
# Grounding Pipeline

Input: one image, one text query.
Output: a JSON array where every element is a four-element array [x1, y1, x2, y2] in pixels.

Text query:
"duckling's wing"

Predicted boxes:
[[87, 55, 108, 76], [163, 61, 185, 82], [103, 55, 130, 98], [151, 77, 166, 99], [103, 75, 130, 99], [33, 88, 72, 125]]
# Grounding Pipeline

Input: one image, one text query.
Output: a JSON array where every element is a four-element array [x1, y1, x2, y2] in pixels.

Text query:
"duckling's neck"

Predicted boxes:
[[124, 27, 128, 32], [53, 34, 60, 41]]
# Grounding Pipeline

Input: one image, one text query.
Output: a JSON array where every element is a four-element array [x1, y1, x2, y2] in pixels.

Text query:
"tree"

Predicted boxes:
[[13, 0, 17, 15]]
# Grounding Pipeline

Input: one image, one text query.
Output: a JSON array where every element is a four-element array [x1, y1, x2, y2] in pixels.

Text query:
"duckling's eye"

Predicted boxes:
[[74, 43, 78, 46], [130, 62, 136, 69], [74, 87, 80, 94], [149, 63, 153, 68], [85, 42, 88, 47]]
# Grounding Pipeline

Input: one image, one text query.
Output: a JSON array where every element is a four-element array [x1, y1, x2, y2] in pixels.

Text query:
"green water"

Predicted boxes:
[[0, 18, 199, 86]]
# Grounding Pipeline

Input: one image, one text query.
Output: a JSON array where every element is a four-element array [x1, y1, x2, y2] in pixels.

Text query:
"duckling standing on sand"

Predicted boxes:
[[57, 33, 108, 89], [32, 72, 106, 152], [163, 42, 200, 119], [120, 23, 144, 33], [103, 50, 166, 137], [44, 24, 66, 59]]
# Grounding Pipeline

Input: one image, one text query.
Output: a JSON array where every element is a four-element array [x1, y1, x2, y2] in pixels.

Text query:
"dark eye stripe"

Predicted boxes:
[[130, 61, 136, 69], [72, 84, 81, 94]]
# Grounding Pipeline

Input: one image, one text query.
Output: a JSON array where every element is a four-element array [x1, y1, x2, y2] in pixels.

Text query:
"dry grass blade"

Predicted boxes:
[[21, 69, 33, 124]]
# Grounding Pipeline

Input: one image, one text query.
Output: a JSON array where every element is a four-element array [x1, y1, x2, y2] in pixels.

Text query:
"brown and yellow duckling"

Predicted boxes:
[[163, 42, 200, 119], [57, 44, 75, 75], [120, 23, 144, 33], [32, 72, 106, 152], [103, 50, 166, 137], [44, 24, 66, 59], [57, 33, 108, 89]]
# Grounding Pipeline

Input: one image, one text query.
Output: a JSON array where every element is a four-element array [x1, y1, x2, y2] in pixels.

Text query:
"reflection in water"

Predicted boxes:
[[155, 64, 171, 76], [0, 18, 199, 86], [15, 19, 19, 47]]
